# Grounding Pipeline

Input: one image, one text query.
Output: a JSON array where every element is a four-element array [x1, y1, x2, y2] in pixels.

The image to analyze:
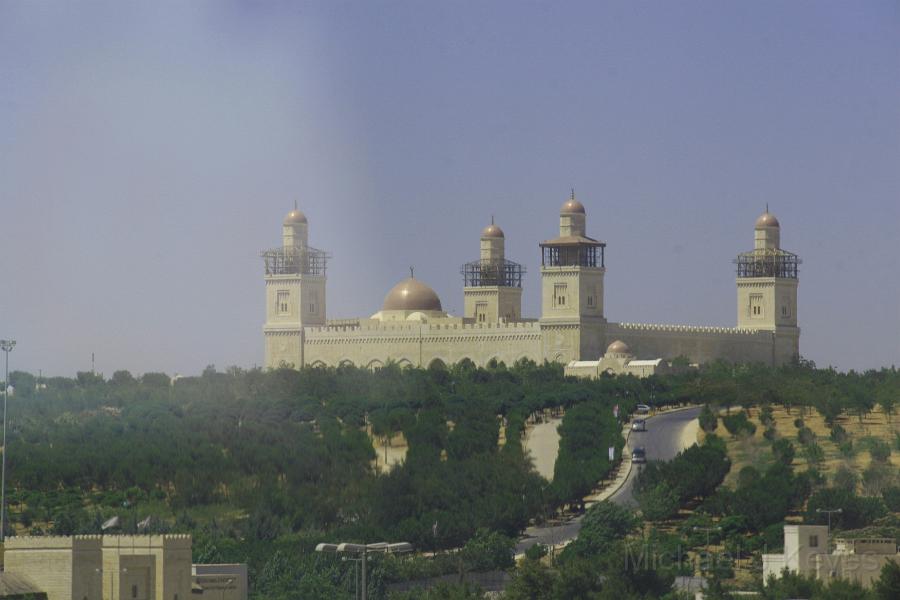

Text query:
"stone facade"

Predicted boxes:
[[262, 199, 801, 370], [3, 535, 246, 600], [763, 525, 899, 588], [4, 535, 191, 600]]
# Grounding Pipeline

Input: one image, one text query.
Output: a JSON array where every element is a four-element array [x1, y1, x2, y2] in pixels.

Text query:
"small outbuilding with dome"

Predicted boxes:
[[564, 340, 673, 379]]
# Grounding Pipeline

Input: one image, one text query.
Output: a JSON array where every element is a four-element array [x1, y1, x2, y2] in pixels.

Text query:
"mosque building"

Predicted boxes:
[[261, 194, 800, 371]]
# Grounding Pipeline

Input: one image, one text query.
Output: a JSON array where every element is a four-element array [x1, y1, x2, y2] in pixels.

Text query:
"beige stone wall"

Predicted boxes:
[[101, 535, 192, 600], [305, 321, 543, 368], [4, 536, 86, 600], [192, 564, 248, 600], [540, 266, 605, 321], [736, 277, 798, 330], [264, 329, 303, 369], [606, 322, 781, 366], [463, 286, 522, 322]]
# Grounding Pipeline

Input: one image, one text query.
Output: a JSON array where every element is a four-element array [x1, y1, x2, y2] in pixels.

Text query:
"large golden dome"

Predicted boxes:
[[382, 277, 443, 311], [560, 198, 585, 215], [284, 209, 308, 225], [481, 223, 505, 238], [755, 211, 780, 228]]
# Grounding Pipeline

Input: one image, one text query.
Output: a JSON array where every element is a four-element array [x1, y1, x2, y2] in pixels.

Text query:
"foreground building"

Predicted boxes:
[[762, 525, 899, 588], [262, 194, 801, 369], [1, 535, 246, 600]]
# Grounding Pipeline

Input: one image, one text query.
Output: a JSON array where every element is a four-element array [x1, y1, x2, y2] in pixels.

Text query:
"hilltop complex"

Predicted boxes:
[[262, 194, 800, 370]]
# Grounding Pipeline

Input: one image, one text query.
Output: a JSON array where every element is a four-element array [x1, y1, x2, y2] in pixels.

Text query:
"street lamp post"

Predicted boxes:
[[693, 526, 722, 573], [816, 507, 843, 543], [0, 339, 16, 542], [316, 541, 413, 600]]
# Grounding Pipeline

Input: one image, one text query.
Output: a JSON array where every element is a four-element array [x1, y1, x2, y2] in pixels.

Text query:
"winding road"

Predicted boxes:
[[515, 405, 702, 554]]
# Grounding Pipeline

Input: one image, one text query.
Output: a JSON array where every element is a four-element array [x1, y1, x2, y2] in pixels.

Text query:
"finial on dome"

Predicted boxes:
[[571, 188, 575, 201], [294, 199, 298, 210], [410, 265, 414, 278]]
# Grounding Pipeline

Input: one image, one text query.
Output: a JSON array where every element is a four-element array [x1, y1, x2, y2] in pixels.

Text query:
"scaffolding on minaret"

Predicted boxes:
[[261, 244, 331, 276]]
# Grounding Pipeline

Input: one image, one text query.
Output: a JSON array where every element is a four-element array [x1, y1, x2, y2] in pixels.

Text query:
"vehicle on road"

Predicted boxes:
[[631, 447, 646, 463], [631, 419, 647, 432], [635, 404, 651, 414]]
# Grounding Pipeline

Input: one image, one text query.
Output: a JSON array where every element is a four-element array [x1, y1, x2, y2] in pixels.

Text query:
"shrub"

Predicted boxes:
[[524, 543, 548, 561], [722, 412, 756, 437], [806, 487, 887, 530], [772, 439, 795, 465], [838, 440, 856, 458], [829, 424, 848, 443], [797, 426, 816, 446], [461, 529, 515, 572], [869, 439, 892, 463], [760, 405, 775, 427], [803, 443, 825, 466], [699, 404, 718, 434], [882, 486, 900, 512], [833, 465, 859, 493], [793, 417, 804, 429], [862, 464, 896, 496], [763, 426, 777, 441]]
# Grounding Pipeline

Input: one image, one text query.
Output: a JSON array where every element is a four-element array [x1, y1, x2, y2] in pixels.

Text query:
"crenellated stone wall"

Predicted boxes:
[[305, 320, 544, 368], [605, 321, 777, 365]]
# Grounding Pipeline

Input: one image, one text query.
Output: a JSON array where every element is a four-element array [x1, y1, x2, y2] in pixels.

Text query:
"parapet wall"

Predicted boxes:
[[304, 320, 544, 368], [607, 321, 776, 366]]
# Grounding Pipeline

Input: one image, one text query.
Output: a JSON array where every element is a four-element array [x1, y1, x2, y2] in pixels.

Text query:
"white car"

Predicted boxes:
[[635, 404, 651, 414], [631, 419, 647, 432], [631, 447, 647, 463]]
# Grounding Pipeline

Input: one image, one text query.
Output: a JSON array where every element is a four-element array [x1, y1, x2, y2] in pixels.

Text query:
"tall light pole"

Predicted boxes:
[[693, 526, 721, 573], [316, 541, 412, 600], [0, 339, 16, 542], [816, 507, 843, 542]]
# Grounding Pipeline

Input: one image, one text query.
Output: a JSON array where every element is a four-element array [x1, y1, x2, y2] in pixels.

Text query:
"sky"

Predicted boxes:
[[0, 1, 898, 376]]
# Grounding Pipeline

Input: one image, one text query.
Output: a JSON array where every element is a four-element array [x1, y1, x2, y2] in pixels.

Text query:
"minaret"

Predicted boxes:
[[261, 206, 329, 369], [735, 208, 800, 364], [461, 217, 525, 322], [539, 191, 606, 362]]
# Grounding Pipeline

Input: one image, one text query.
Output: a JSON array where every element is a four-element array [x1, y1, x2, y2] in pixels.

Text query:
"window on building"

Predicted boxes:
[[749, 294, 763, 318], [809, 535, 819, 548], [309, 291, 318, 315], [554, 283, 567, 308], [132, 585, 138, 599], [276, 290, 289, 315], [781, 297, 791, 318], [587, 295, 594, 307], [475, 302, 487, 322]]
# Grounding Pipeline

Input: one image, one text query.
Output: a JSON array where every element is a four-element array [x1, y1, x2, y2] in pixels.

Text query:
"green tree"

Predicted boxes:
[[874, 559, 900, 600]]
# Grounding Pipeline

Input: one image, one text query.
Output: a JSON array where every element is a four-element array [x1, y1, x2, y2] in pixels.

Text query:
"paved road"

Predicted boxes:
[[608, 406, 702, 507], [515, 405, 702, 554]]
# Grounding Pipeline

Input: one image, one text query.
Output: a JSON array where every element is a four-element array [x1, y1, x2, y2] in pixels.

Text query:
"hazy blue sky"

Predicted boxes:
[[1, 1, 898, 376]]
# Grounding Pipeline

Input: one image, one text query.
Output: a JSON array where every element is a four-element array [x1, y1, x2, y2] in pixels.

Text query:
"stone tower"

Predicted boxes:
[[262, 206, 329, 368], [539, 192, 607, 362], [462, 218, 525, 322], [735, 209, 800, 364]]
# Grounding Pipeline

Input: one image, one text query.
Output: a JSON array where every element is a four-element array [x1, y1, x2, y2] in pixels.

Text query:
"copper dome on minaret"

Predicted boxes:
[[560, 190, 585, 215], [382, 276, 443, 311], [755, 210, 779, 228], [481, 219, 505, 238], [284, 209, 308, 224]]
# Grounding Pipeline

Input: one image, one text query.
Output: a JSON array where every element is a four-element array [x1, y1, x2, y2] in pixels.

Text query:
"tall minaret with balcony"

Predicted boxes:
[[735, 208, 801, 364], [262, 206, 330, 369], [461, 218, 525, 322], [539, 192, 607, 362]]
